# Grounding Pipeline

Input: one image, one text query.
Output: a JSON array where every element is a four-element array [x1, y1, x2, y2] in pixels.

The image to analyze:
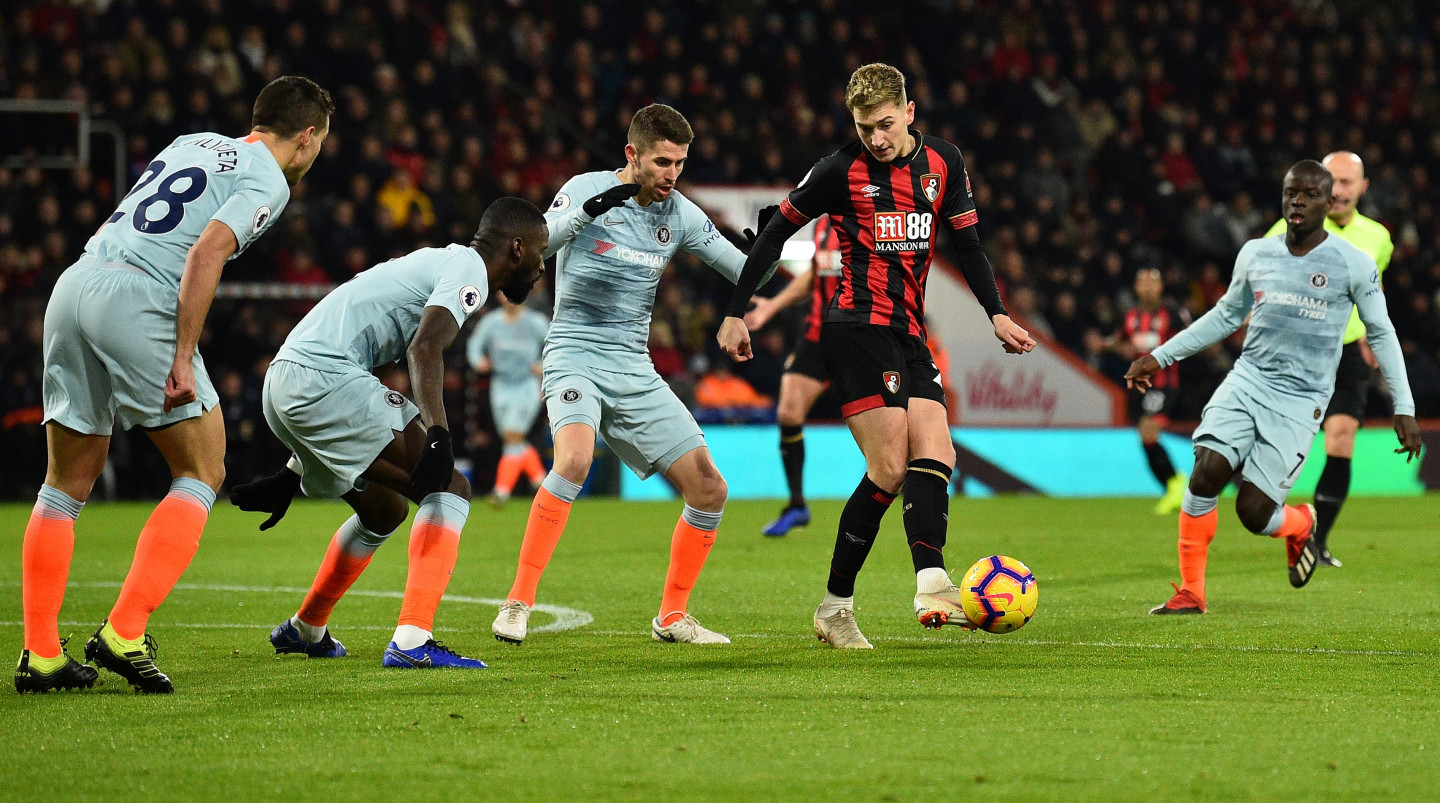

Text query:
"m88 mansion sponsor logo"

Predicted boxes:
[[873, 211, 933, 252]]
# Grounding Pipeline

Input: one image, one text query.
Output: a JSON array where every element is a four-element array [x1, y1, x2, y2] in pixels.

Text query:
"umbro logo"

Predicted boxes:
[[861, 184, 881, 197]]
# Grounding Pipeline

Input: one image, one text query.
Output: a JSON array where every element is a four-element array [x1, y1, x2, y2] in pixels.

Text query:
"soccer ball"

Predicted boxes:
[[959, 555, 1038, 633]]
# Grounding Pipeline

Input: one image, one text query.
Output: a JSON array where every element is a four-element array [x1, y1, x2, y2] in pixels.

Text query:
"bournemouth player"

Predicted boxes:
[[1261, 151, 1393, 567], [466, 295, 550, 507], [15, 76, 332, 694], [489, 104, 776, 646], [1130, 161, 1420, 615], [742, 217, 843, 536], [1113, 268, 1190, 514], [718, 64, 1035, 648], [231, 198, 547, 668]]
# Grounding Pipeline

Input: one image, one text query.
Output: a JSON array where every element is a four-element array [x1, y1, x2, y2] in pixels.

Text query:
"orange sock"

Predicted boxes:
[[396, 493, 467, 632], [109, 479, 213, 641], [1178, 509, 1218, 602], [522, 446, 547, 484], [659, 506, 721, 625], [22, 487, 84, 658], [494, 454, 522, 497], [507, 486, 572, 606], [297, 517, 389, 627], [1274, 504, 1312, 538]]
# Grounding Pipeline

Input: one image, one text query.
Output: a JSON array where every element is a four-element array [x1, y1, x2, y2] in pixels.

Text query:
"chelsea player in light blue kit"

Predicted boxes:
[[1128, 161, 1422, 616], [230, 198, 548, 670], [17, 77, 332, 695], [467, 296, 550, 507], [491, 104, 776, 645]]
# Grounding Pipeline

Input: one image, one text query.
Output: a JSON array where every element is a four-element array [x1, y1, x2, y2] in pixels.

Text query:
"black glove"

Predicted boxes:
[[583, 183, 641, 217], [229, 468, 301, 531], [742, 204, 779, 253], [410, 425, 454, 497]]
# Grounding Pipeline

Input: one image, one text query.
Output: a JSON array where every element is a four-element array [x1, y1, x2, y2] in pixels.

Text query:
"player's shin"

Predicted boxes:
[[507, 472, 582, 606], [659, 505, 721, 625], [296, 516, 391, 634], [1312, 456, 1350, 548], [393, 493, 467, 648], [827, 475, 896, 597], [108, 478, 214, 640], [780, 425, 806, 508], [22, 486, 84, 659], [903, 459, 953, 589], [1178, 491, 1219, 601]]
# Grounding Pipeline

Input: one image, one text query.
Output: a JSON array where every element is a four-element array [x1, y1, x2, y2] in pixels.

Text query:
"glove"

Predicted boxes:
[[409, 425, 454, 497], [582, 183, 641, 217], [229, 468, 301, 531], [742, 204, 779, 253]]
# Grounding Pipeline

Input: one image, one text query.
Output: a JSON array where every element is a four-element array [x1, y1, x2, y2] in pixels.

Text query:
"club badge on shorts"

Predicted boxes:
[[384, 390, 406, 408], [883, 371, 900, 394], [560, 388, 582, 403]]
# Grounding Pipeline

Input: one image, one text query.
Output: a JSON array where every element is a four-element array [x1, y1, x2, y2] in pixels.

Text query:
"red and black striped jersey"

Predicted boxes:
[[1123, 304, 1189, 389], [778, 133, 977, 337], [803, 216, 844, 343]]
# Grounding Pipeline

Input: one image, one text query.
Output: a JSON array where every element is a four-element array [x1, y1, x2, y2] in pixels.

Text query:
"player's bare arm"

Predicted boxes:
[[167, 220, 239, 411], [406, 306, 462, 495]]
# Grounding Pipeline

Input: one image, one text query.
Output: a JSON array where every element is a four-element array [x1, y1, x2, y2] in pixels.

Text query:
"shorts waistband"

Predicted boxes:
[[78, 254, 152, 278]]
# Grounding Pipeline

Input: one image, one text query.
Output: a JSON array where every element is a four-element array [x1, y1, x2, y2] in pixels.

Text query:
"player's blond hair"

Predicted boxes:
[[845, 63, 907, 114], [627, 104, 693, 153]]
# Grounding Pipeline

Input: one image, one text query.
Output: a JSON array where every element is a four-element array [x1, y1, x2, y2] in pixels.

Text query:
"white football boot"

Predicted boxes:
[[814, 606, 873, 649], [914, 581, 973, 630], [651, 614, 730, 644], [491, 600, 531, 644]]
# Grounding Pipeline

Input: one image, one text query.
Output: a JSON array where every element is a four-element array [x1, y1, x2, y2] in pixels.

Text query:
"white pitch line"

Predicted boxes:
[[0, 580, 592, 635]]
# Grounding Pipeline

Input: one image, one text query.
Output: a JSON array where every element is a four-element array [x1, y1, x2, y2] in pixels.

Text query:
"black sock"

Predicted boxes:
[[779, 425, 806, 509], [903, 458, 952, 573], [1313, 456, 1351, 549], [1143, 441, 1177, 486], [827, 475, 896, 597]]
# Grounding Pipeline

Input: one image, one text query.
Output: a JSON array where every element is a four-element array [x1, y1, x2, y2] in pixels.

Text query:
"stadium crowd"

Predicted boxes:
[[3, 0, 1440, 499]]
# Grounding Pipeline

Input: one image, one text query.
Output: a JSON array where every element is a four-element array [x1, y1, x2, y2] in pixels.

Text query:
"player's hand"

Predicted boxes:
[[743, 296, 780, 331], [1393, 414, 1423, 463], [582, 183, 641, 217], [742, 204, 779, 253], [163, 361, 197, 412], [716, 316, 752, 361], [230, 468, 301, 531], [410, 425, 454, 496], [992, 314, 1035, 354], [1124, 355, 1162, 392]]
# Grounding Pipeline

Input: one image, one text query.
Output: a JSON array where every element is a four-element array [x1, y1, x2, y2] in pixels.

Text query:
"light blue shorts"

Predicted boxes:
[[42, 256, 217, 434], [491, 377, 543, 436], [543, 365, 704, 480], [263, 359, 419, 498], [1192, 380, 1321, 504]]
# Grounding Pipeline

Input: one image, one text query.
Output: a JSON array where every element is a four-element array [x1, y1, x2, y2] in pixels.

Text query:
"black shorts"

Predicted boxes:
[[783, 337, 829, 383], [820, 321, 945, 417], [1130, 386, 1179, 423], [1326, 340, 1371, 421]]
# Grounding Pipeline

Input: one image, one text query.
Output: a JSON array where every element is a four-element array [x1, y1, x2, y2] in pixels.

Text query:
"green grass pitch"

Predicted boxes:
[[3, 495, 1439, 800]]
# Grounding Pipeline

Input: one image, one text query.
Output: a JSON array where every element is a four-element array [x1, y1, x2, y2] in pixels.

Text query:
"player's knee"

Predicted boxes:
[[551, 452, 592, 486], [1235, 499, 1274, 534], [448, 471, 472, 501], [776, 404, 806, 427], [868, 457, 907, 492], [363, 497, 410, 534]]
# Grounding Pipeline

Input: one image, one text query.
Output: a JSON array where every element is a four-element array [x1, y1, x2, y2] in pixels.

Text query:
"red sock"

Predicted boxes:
[[659, 514, 718, 625], [522, 446, 547, 484], [1178, 509, 1218, 603], [396, 496, 466, 632], [109, 491, 209, 640], [22, 497, 80, 658], [507, 487, 572, 606], [1274, 505, 1312, 538], [494, 454, 522, 497], [297, 530, 374, 627]]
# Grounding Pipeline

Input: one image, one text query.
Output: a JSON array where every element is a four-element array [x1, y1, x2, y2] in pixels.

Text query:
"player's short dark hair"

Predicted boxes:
[[474, 196, 545, 242], [627, 104, 693, 153], [251, 76, 334, 138], [1287, 159, 1334, 193]]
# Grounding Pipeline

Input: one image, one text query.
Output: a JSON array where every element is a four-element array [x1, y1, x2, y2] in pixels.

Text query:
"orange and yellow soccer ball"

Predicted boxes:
[[959, 555, 1038, 633]]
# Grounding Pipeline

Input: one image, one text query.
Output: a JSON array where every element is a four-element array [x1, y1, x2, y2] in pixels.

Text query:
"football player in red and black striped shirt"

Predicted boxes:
[[718, 63, 1034, 647], [1113, 268, 1191, 514], [741, 217, 844, 537]]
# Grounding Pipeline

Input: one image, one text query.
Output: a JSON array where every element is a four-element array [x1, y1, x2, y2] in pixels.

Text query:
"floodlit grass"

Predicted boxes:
[[3, 495, 1438, 800]]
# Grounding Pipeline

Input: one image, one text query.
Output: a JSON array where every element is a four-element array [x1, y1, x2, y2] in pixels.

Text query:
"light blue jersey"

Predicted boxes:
[[467, 307, 549, 385], [85, 133, 290, 289], [1153, 233, 1414, 420], [542, 170, 761, 374], [275, 244, 489, 372]]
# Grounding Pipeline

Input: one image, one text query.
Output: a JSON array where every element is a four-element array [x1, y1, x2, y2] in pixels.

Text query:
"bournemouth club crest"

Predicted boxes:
[[920, 174, 941, 203], [883, 371, 900, 394]]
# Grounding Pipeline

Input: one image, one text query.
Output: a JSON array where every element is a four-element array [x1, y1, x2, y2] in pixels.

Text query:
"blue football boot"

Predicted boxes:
[[270, 620, 347, 658], [762, 506, 811, 537], [382, 639, 487, 669]]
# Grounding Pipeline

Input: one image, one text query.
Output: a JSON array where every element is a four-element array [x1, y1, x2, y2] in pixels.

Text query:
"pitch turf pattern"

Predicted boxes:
[[3, 497, 1439, 799]]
